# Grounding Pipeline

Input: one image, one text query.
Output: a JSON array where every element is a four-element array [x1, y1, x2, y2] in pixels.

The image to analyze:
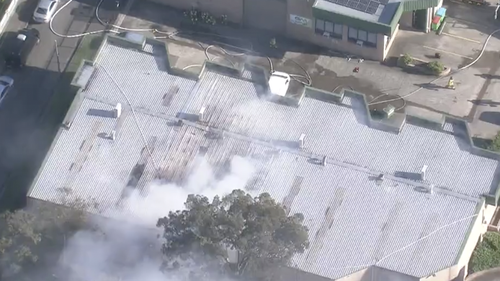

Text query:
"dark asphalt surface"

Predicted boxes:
[[0, 0, 120, 197]]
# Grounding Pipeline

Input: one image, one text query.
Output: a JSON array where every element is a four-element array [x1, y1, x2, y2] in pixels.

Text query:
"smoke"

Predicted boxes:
[[58, 155, 256, 281]]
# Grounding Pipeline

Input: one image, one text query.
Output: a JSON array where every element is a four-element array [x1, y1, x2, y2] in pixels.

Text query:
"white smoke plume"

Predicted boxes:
[[58, 155, 256, 281]]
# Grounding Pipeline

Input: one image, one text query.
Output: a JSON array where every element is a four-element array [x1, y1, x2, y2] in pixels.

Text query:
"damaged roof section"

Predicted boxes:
[[27, 34, 500, 280]]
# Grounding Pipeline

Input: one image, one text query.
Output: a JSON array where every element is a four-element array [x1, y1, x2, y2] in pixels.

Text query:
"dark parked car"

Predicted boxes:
[[3, 29, 40, 69]]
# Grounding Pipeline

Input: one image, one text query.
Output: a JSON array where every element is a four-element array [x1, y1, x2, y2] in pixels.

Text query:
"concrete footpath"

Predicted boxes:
[[466, 267, 500, 281]]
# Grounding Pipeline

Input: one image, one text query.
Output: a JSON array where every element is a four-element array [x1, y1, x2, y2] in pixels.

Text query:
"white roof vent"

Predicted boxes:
[[429, 184, 434, 194], [114, 103, 122, 118], [109, 130, 116, 141], [268, 72, 291, 97], [298, 133, 306, 149], [321, 156, 327, 166], [421, 165, 428, 181], [17, 34, 27, 41], [199, 106, 206, 121]]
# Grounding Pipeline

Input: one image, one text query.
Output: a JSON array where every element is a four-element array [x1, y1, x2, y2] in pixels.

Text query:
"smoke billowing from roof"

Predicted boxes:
[[58, 155, 256, 281]]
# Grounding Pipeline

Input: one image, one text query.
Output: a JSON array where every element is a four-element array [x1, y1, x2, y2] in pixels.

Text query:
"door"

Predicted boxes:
[[243, 0, 286, 33], [413, 9, 428, 31]]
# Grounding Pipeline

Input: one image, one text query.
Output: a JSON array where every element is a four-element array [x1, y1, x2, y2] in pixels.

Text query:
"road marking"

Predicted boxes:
[[441, 32, 482, 44], [451, 17, 490, 30], [423, 46, 474, 60]]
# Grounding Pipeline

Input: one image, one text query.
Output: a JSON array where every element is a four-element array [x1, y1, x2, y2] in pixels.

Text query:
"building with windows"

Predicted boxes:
[[26, 34, 500, 281], [150, 0, 442, 60]]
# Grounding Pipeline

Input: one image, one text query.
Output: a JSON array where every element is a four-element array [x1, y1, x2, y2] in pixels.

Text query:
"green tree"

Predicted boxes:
[[157, 190, 309, 280], [426, 61, 444, 75], [469, 232, 500, 274], [0, 188, 95, 279], [0, 210, 41, 277], [487, 132, 500, 152]]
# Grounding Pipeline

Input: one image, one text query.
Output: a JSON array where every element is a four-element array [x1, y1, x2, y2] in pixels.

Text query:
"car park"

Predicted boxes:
[[33, 0, 58, 23], [3, 29, 40, 69]]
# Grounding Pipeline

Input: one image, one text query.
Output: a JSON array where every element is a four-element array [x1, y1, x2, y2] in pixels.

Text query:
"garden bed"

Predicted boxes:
[[398, 54, 451, 76]]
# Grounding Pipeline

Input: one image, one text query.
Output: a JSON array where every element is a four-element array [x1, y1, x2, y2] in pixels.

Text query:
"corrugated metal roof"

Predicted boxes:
[[402, 0, 440, 12], [28, 41, 498, 280]]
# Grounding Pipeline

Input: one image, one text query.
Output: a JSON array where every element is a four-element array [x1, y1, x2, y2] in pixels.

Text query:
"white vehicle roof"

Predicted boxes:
[[37, 0, 55, 9]]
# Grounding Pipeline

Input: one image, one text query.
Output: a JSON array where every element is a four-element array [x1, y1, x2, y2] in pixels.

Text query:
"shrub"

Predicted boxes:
[[469, 232, 500, 274], [399, 53, 413, 66], [488, 131, 500, 152], [426, 61, 444, 75]]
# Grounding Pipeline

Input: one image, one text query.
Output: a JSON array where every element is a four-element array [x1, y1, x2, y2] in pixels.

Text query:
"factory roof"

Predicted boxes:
[[312, 0, 440, 35], [313, 0, 400, 25], [28, 36, 500, 280]]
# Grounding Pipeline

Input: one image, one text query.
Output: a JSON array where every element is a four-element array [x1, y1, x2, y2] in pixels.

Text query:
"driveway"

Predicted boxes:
[[0, 0, 121, 199]]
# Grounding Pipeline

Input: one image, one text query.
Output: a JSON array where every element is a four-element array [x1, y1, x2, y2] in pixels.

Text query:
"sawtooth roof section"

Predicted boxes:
[[27, 36, 500, 280]]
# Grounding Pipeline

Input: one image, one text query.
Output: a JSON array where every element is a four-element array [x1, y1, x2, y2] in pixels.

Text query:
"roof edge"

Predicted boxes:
[[339, 89, 500, 204], [312, 2, 395, 35], [453, 198, 485, 265]]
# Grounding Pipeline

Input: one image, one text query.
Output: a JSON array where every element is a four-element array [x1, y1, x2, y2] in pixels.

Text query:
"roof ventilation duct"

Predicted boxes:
[[421, 165, 428, 181], [298, 133, 306, 149], [114, 103, 122, 118], [199, 106, 206, 122], [109, 130, 116, 141]]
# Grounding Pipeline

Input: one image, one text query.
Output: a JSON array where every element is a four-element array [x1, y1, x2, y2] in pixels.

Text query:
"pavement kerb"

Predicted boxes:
[[0, 0, 19, 35], [466, 267, 500, 281]]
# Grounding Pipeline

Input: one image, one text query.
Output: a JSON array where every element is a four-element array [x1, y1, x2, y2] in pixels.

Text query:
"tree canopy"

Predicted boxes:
[[0, 188, 93, 279], [157, 190, 309, 280], [469, 232, 500, 274]]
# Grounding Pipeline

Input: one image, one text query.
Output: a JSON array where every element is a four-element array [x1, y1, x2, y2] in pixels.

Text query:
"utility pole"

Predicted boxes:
[[54, 40, 61, 73], [495, 1, 500, 20]]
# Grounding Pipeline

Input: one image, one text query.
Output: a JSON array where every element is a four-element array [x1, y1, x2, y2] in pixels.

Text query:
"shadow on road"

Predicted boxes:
[[469, 99, 500, 107], [475, 73, 500, 80], [15, 0, 37, 24], [0, 64, 78, 212], [414, 82, 447, 91]]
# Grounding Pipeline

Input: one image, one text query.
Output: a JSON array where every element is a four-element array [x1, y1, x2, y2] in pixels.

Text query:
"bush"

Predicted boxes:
[[426, 61, 444, 75], [399, 54, 413, 66], [487, 131, 500, 152], [469, 232, 500, 274]]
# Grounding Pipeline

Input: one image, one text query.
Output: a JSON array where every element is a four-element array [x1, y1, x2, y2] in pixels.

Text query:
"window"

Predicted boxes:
[[325, 21, 333, 33], [315, 19, 342, 39], [334, 24, 342, 35], [368, 33, 377, 44], [358, 30, 367, 42], [348, 27, 377, 48], [348, 27, 357, 40]]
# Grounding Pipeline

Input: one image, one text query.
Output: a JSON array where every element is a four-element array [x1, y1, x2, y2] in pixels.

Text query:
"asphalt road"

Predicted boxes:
[[0, 0, 120, 195]]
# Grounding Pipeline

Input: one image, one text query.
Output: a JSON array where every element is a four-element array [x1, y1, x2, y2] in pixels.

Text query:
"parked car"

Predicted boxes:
[[0, 76, 14, 106], [32, 0, 58, 23], [3, 29, 39, 69]]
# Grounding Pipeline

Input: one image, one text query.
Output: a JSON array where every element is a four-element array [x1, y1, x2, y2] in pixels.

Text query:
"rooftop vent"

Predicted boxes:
[[109, 130, 116, 141], [199, 106, 206, 122], [429, 184, 434, 194], [114, 103, 122, 118], [421, 165, 428, 181], [298, 133, 306, 149], [383, 104, 396, 118], [123, 32, 146, 50], [321, 156, 327, 166], [268, 72, 291, 97], [376, 173, 384, 185]]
